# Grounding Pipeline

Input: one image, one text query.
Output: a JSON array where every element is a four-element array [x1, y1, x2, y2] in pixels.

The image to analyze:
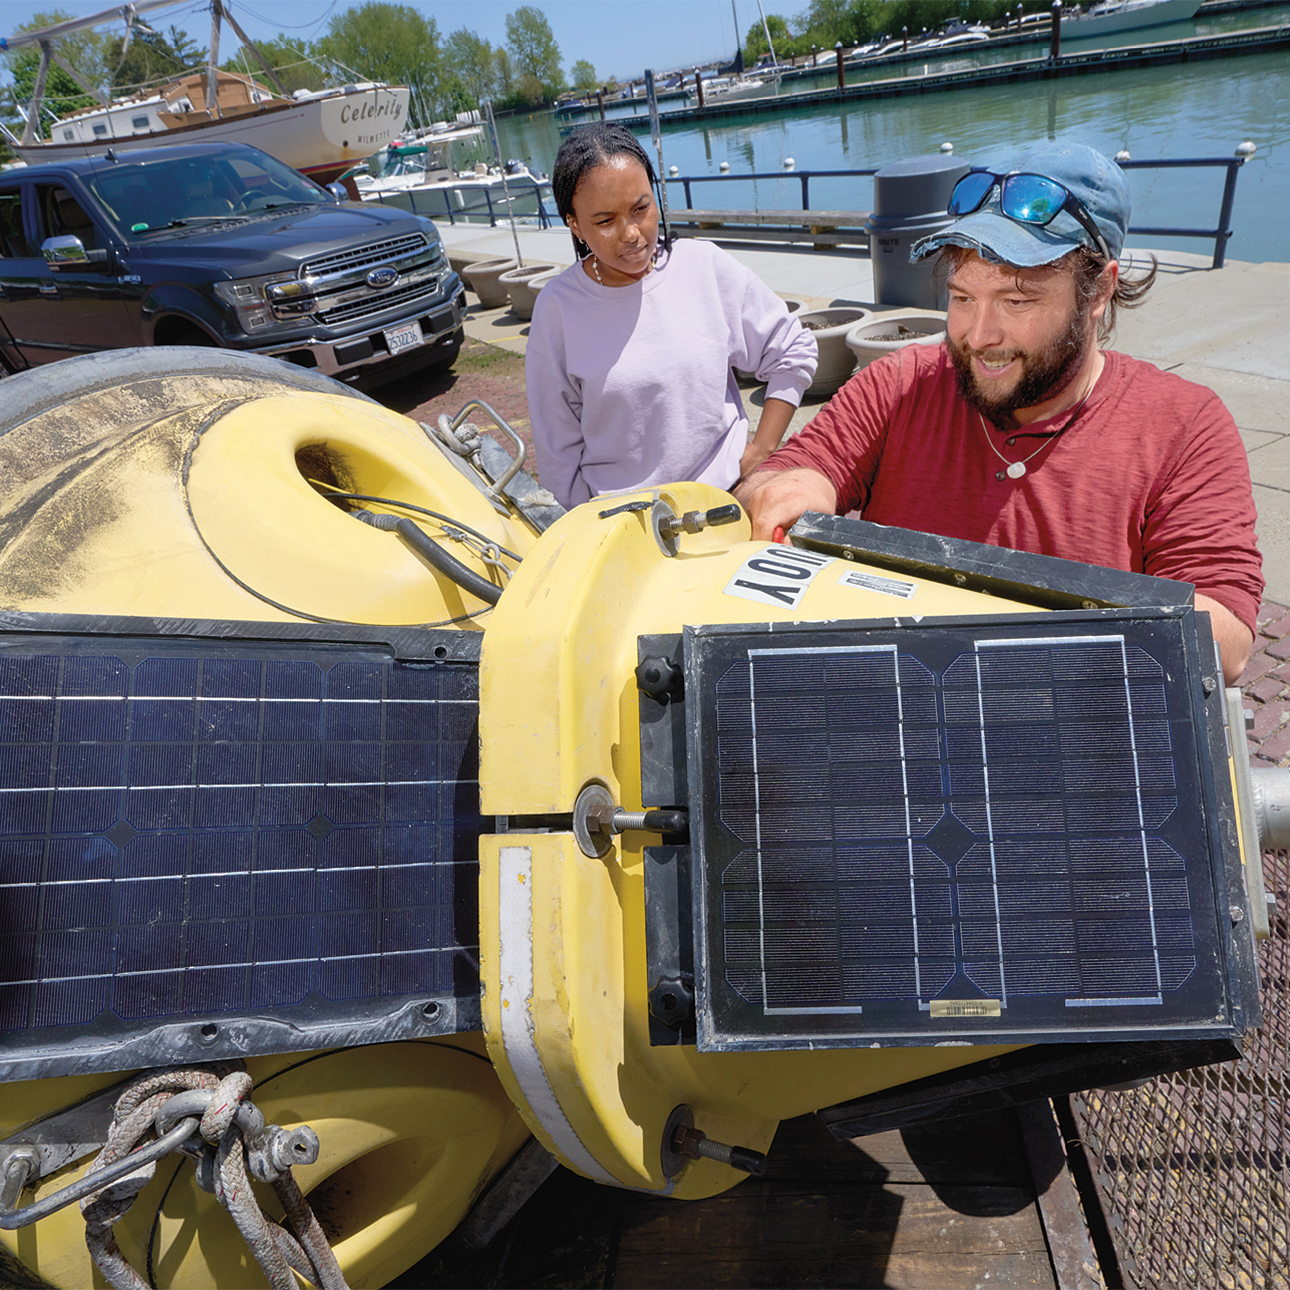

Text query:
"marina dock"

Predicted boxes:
[[582, 23, 1290, 132], [384, 223, 1290, 1287]]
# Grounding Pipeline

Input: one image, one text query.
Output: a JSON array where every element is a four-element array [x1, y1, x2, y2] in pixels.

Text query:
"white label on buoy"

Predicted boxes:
[[837, 568, 918, 599], [724, 545, 834, 608]]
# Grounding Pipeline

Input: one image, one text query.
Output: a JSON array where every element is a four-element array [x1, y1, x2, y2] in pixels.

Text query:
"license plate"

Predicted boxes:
[[384, 319, 424, 356]]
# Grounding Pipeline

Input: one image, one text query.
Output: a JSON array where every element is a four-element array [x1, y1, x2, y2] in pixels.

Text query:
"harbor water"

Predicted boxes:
[[491, 6, 1289, 265]]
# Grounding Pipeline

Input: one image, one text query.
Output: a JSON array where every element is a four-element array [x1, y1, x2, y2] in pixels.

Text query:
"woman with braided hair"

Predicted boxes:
[[525, 122, 817, 510]]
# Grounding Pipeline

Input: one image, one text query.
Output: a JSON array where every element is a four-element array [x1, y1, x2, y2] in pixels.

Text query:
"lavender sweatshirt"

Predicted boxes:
[[525, 239, 817, 509]]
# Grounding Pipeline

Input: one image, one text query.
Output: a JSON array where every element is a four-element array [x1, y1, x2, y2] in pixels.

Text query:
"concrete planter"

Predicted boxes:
[[845, 309, 947, 373], [797, 307, 875, 396], [461, 257, 518, 308], [499, 263, 558, 321]]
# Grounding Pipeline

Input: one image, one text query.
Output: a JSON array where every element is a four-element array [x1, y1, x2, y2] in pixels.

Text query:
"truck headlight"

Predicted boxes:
[[214, 272, 305, 331]]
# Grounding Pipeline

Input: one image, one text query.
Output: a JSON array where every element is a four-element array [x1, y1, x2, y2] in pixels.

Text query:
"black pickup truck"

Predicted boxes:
[[0, 140, 465, 384]]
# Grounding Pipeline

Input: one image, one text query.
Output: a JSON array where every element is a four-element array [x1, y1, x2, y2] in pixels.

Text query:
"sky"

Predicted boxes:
[[0, 0, 819, 85]]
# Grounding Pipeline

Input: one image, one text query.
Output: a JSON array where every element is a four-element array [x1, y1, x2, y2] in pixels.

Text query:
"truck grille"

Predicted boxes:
[[302, 233, 428, 279], [316, 277, 445, 327]]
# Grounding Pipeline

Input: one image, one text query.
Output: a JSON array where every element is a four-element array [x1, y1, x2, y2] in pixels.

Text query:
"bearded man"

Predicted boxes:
[[735, 142, 1262, 684]]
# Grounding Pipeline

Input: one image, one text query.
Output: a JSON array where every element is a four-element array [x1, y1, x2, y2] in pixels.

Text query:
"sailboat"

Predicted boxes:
[[0, 0, 410, 186], [690, 0, 784, 106]]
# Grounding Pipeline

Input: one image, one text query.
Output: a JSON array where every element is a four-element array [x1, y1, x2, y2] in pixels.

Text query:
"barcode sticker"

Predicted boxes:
[[838, 568, 918, 599], [929, 999, 1002, 1019]]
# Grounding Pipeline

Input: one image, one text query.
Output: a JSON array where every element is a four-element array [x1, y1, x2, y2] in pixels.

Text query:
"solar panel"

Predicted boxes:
[[680, 609, 1253, 1052], [0, 614, 483, 1081]]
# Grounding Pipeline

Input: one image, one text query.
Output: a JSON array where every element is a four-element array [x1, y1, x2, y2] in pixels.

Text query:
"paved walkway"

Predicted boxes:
[[435, 223, 1290, 762]]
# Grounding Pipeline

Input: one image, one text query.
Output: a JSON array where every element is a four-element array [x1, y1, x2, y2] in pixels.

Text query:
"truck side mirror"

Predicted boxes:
[[325, 183, 349, 203], [41, 235, 113, 271], [42, 234, 89, 265]]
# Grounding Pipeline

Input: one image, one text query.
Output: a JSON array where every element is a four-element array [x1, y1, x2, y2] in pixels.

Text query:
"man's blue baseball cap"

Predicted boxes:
[[910, 142, 1130, 267]]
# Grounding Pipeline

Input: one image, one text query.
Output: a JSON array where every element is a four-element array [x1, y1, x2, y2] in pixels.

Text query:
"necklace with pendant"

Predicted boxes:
[[979, 379, 1096, 481]]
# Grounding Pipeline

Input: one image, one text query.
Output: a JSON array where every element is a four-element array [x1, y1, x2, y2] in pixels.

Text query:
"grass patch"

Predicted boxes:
[[456, 340, 524, 374]]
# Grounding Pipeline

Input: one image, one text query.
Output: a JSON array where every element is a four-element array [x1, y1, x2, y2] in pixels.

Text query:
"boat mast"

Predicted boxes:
[[730, 0, 742, 62], [0, 0, 177, 50], [3, 0, 178, 144], [754, 0, 778, 67], [211, 1, 290, 99], [3, 0, 293, 145], [207, 1, 222, 113]]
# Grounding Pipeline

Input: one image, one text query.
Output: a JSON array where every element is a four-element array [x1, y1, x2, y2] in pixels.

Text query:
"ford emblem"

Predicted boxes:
[[367, 266, 399, 289]]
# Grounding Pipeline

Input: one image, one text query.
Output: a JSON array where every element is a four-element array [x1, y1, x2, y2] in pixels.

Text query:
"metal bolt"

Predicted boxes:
[[672, 1124, 767, 1175], [1231, 904, 1245, 924]]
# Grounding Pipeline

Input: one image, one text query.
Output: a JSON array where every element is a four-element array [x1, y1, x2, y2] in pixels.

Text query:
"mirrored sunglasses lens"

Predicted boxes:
[[1000, 174, 1067, 225], [948, 171, 995, 216]]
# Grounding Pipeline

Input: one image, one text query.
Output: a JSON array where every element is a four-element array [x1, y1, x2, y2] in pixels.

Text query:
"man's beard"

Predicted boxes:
[[949, 303, 1091, 425]]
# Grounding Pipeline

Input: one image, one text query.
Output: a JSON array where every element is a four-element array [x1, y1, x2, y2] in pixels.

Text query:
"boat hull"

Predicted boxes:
[[12, 85, 411, 185], [1061, 0, 1201, 39]]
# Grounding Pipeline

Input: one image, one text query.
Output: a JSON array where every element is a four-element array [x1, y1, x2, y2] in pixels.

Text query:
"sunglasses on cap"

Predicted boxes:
[[948, 170, 1111, 261]]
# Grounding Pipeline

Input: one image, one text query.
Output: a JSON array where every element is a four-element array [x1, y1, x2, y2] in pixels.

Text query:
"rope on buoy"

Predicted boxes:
[[78, 1065, 348, 1290]]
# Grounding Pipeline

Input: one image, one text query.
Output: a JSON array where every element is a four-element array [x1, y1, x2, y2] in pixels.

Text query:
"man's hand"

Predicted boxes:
[[733, 467, 839, 541], [1195, 592, 1253, 686]]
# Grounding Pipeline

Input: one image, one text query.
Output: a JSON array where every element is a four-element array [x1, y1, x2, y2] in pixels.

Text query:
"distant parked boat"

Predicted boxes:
[[357, 133, 548, 222], [689, 73, 782, 105], [1060, 0, 1202, 38]]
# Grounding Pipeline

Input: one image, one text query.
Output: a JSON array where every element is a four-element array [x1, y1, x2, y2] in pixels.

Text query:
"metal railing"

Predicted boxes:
[[364, 178, 556, 230], [661, 154, 1252, 268], [1116, 156, 1250, 269], [667, 168, 878, 212]]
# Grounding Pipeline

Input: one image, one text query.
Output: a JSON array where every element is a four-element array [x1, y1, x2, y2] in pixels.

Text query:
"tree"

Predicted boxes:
[[505, 6, 563, 100], [493, 47, 514, 97], [515, 73, 545, 107], [2, 9, 108, 139], [444, 28, 495, 106], [315, 2, 444, 128], [570, 59, 598, 93], [223, 36, 327, 95], [744, 13, 794, 62], [106, 24, 206, 94]]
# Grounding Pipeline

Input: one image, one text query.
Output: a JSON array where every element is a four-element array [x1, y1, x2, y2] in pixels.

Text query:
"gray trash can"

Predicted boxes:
[[867, 155, 970, 309]]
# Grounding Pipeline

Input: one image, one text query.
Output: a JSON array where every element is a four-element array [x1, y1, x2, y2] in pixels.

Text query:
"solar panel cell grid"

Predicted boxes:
[[687, 615, 1239, 1049], [0, 628, 484, 1078]]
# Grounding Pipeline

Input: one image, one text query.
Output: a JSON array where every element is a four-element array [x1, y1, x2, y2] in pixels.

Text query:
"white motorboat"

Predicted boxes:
[[927, 30, 993, 49], [357, 131, 549, 222], [1, 0, 410, 186], [1059, 0, 1202, 38]]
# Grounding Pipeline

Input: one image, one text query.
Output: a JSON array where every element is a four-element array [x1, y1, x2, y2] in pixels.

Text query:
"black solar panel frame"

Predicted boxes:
[[0, 611, 484, 1082], [682, 606, 1256, 1053]]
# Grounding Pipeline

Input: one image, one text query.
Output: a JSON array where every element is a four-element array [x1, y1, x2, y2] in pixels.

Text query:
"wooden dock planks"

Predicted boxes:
[[397, 1106, 1072, 1288]]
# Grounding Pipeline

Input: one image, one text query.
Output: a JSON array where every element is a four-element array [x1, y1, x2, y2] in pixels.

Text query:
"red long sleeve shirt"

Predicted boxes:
[[761, 345, 1263, 632]]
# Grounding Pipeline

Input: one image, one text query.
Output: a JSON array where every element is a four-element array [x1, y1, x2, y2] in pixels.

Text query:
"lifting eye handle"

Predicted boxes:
[[432, 399, 527, 502]]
